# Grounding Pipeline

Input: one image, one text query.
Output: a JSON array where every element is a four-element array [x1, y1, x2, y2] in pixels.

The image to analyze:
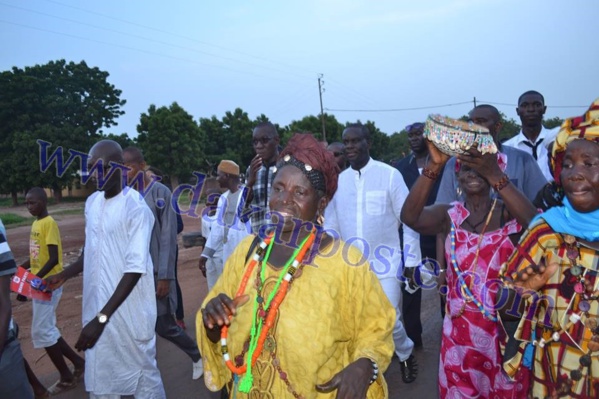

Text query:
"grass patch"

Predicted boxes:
[[53, 208, 84, 216], [0, 196, 86, 207], [0, 213, 34, 227], [0, 198, 23, 207]]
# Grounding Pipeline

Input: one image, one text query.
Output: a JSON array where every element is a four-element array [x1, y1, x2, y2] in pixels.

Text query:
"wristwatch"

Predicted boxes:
[[96, 312, 109, 324]]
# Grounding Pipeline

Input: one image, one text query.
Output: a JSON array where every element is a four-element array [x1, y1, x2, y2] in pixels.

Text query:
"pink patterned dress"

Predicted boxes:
[[439, 202, 528, 399]]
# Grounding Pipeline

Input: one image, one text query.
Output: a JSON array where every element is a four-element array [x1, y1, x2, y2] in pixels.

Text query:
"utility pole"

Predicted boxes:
[[318, 74, 326, 143], [473, 96, 477, 108]]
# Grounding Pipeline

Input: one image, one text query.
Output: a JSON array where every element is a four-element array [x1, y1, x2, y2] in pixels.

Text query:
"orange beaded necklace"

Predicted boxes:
[[220, 229, 317, 393]]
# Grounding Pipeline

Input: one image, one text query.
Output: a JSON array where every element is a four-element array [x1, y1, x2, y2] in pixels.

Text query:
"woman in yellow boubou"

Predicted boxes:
[[197, 133, 395, 399]]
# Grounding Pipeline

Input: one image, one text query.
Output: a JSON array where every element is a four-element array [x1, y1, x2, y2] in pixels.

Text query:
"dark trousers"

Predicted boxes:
[[174, 247, 184, 321], [401, 285, 422, 346], [401, 245, 438, 347], [155, 313, 201, 362]]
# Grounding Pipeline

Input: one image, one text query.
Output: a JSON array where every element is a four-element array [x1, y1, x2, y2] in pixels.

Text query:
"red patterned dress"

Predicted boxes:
[[439, 202, 528, 399]]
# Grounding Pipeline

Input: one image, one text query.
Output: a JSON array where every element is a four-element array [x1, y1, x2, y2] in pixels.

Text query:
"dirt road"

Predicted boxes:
[[6, 209, 442, 398]]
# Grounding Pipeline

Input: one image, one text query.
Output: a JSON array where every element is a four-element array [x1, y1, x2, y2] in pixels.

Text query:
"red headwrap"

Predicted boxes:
[[277, 133, 339, 200]]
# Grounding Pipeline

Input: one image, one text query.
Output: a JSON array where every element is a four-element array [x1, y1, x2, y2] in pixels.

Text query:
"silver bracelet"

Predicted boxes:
[[368, 359, 379, 385]]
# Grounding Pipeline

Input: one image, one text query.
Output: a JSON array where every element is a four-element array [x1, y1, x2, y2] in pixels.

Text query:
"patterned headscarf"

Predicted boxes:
[[551, 98, 599, 184]]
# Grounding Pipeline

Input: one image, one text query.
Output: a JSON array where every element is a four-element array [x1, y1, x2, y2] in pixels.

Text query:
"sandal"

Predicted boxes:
[[47, 379, 77, 395], [399, 354, 418, 383]]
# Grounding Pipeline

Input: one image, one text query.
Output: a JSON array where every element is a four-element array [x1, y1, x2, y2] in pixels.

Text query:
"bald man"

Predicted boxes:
[[47, 140, 165, 398]]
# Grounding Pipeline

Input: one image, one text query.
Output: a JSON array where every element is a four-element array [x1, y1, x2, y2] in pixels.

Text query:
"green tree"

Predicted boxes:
[[497, 113, 521, 142], [543, 116, 564, 130], [283, 113, 344, 145], [198, 115, 225, 175], [388, 131, 411, 164], [137, 102, 204, 186], [0, 60, 125, 204], [103, 133, 135, 149], [222, 108, 256, 170]]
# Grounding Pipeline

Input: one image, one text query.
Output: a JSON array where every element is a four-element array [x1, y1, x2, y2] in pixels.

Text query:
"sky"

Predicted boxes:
[[1, 0, 598, 138]]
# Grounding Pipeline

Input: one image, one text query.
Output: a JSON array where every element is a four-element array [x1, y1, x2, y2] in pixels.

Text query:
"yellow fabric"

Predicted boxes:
[[196, 235, 395, 399], [501, 220, 599, 398], [551, 98, 599, 181], [29, 216, 63, 277]]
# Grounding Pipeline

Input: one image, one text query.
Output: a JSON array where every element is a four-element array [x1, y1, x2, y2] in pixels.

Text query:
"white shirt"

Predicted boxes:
[[201, 213, 222, 259], [203, 188, 252, 264], [83, 189, 160, 394], [503, 126, 558, 182], [324, 158, 421, 279]]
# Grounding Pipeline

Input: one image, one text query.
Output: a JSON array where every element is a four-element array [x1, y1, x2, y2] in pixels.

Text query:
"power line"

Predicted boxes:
[[0, 20, 305, 87], [480, 100, 588, 108], [326, 100, 589, 113], [1, 2, 314, 82], [41, 0, 319, 78], [325, 101, 473, 113]]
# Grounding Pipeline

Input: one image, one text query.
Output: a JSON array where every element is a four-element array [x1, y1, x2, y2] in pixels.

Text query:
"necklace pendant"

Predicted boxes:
[[570, 265, 583, 276], [567, 248, 579, 261], [235, 355, 244, 367], [580, 354, 592, 367], [264, 335, 276, 352], [564, 234, 577, 245], [578, 300, 591, 312], [570, 369, 583, 381]]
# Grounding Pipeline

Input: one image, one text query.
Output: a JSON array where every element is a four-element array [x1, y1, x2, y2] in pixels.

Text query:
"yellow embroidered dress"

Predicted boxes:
[[197, 235, 395, 399]]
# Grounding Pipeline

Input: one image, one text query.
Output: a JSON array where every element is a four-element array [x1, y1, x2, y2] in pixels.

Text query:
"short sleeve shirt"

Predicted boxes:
[[29, 216, 63, 277]]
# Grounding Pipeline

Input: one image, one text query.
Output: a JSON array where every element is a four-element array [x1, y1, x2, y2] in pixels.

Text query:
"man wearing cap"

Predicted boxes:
[[199, 160, 251, 274]]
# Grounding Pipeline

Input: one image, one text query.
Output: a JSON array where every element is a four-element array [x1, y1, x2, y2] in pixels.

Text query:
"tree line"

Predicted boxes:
[[0, 60, 563, 205]]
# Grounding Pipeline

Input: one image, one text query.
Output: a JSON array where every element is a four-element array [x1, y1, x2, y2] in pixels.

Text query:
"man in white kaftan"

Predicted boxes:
[[324, 124, 421, 383], [82, 188, 164, 398], [199, 161, 251, 282], [47, 140, 165, 399]]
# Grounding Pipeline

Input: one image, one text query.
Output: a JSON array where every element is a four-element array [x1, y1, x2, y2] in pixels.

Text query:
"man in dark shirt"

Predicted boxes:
[[396, 122, 444, 347], [244, 122, 280, 235]]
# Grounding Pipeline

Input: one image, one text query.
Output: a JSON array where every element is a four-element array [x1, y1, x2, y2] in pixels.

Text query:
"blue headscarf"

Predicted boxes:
[[532, 197, 599, 242]]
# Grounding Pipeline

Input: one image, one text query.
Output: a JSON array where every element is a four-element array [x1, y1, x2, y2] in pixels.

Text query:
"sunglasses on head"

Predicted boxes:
[[405, 122, 425, 132], [252, 137, 273, 146]]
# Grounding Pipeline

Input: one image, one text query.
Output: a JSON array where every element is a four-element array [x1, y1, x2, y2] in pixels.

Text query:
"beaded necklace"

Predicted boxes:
[[527, 235, 599, 391], [220, 229, 316, 394], [449, 198, 498, 322]]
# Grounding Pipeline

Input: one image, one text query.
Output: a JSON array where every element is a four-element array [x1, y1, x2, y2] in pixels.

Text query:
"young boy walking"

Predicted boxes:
[[23, 188, 84, 394]]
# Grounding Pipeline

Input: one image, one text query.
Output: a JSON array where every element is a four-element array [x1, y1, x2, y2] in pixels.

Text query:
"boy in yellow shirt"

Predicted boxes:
[[22, 188, 84, 394]]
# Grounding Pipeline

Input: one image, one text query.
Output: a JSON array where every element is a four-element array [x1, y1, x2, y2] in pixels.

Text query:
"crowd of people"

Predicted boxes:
[[1, 90, 598, 399]]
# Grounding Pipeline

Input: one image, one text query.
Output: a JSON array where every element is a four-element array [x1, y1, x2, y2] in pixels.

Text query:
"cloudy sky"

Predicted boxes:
[[1, 0, 597, 137]]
